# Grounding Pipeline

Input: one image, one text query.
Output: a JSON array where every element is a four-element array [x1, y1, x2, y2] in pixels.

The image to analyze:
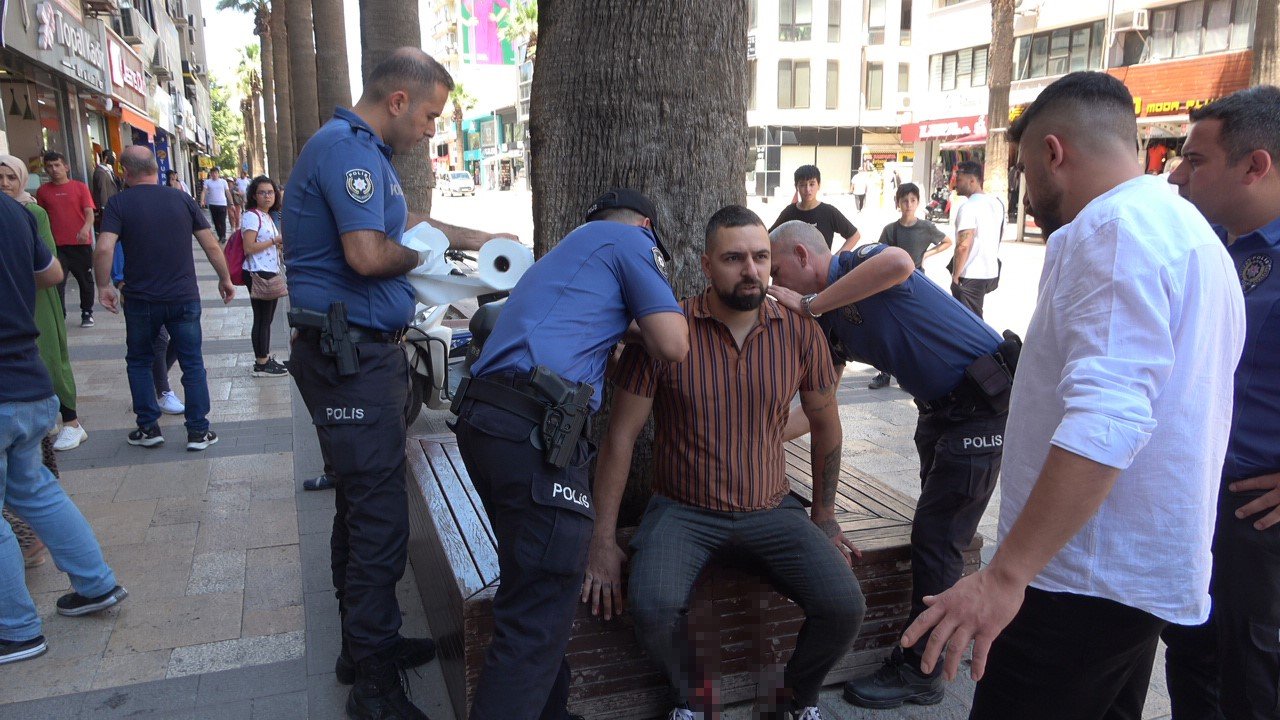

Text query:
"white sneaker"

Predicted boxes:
[[793, 708, 822, 720], [157, 391, 185, 415], [52, 424, 87, 451], [666, 709, 702, 720]]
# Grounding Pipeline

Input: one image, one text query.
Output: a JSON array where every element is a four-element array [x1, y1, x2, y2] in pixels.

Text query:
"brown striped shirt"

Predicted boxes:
[[612, 292, 837, 512]]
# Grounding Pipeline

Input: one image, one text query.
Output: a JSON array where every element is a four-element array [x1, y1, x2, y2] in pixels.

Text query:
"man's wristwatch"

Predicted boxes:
[[800, 293, 822, 318]]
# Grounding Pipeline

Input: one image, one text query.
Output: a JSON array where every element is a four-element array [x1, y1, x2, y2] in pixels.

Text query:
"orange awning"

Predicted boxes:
[[120, 106, 155, 137]]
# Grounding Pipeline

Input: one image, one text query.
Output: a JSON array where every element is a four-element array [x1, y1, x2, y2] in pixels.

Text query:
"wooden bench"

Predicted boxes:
[[405, 434, 982, 719]]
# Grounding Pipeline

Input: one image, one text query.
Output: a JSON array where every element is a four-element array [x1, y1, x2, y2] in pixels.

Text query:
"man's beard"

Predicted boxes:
[[717, 280, 766, 311], [1028, 187, 1065, 238]]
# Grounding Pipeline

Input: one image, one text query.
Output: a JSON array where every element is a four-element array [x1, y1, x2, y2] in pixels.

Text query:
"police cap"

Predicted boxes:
[[585, 188, 670, 261]]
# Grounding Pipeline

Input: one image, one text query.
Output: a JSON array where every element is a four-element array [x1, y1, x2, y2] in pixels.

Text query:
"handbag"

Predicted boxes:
[[249, 251, 288, 301]]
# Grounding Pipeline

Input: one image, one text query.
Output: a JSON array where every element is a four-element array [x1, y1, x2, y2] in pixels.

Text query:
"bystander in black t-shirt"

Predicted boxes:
[[101, 184, 211, 304], [0, 193, 56, 403], [770, 202, 858, 246], [878, 219, 946, 269]]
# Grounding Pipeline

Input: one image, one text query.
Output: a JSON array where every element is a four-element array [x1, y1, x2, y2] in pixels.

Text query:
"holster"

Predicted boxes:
[[452, 367, 594, 469]]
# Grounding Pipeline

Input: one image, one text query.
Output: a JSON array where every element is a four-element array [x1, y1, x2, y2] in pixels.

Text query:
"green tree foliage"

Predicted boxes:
[[210, 79, 244, 171]]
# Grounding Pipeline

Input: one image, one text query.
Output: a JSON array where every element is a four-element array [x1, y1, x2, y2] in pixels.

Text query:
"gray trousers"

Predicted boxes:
[[627, 494, 866, 710]]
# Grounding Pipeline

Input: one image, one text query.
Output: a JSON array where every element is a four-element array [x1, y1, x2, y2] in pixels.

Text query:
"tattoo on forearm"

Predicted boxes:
[[821, 446, 840, 507]]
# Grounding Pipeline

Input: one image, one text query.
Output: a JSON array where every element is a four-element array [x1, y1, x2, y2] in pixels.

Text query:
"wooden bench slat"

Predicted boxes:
[[423, 440, 501, 588], [407, 440, 486, 598], [442, 442, 497, 545]]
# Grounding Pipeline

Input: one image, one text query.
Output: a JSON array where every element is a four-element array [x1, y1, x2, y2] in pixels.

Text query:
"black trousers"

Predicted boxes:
[[289, 333, 412, 663], [1162, 485, 1280, 720], [209, 205, 228, 241], [950, 277, 997, 319], [56, 245, 94, 315], [244, 272, 279, 359], [903, 401, 1005, 666], [971, 588, 1166, 720], [454, 393, 595, 720]]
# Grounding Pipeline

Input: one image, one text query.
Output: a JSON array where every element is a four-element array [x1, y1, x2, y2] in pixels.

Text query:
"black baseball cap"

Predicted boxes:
[[585, 188, 670, 261]]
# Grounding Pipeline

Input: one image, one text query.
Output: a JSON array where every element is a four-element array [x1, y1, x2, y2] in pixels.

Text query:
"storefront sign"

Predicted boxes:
[[902, 115, 986, 143], [1132, 97, 1216, 117], [105, 29, 146, 112], [2, 0, 107, 92]]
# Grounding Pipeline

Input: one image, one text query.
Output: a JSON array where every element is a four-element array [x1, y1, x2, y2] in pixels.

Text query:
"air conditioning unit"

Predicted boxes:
[[1113, 9, 1149, 33], [192, 64, 206, 76], [119, 7, 143, 42]]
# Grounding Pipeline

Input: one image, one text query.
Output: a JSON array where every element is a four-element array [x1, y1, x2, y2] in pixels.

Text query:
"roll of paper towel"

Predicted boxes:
[[477, 238, 534, 291]]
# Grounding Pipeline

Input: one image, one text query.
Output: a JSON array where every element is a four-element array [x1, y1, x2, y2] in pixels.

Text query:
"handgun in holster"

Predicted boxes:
[[528, 366, 594, 469], [963, 330, 1023, 414], [287, 302, 360, 376]]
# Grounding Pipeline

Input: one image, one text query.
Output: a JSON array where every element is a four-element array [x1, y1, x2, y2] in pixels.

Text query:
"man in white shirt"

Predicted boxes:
[[949, 161, 1004, 318], [199, 167, 233, 243], [901, 71, 1245, 718]]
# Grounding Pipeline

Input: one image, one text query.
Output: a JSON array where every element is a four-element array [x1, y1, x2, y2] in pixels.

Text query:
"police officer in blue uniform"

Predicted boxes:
[[769, 220, 1017, 710], [1160, 86, 1280, 720], [452, 189, 689, 720], [284, 49, 516, 720]]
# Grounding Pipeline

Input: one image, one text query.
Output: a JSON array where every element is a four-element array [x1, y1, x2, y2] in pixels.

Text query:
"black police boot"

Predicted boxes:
[[336, 636, 437, 685], [842, 646, 944, 709], [345, 653, 430, 720]]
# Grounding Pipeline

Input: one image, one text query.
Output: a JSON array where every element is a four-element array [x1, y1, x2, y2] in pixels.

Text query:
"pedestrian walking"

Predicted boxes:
[[454, 187, 688, 720], [91, 149, 121, 231], [110, 243, 185, 416], [948, 161, 1004, 318], [852, 168, 869, 211], [93, 146, 233, 451], [0, 156, 88, 451], [1162, 85, 1280, 720], [35, 151, 96, 327], [200, 167, 233, 242], [901, 71, 1245, 720], [0, 191, 127, 667], [168, 170, 190, 195], [283, 48, 515, 719], [241, 176, 288, 377], [769, 220, 1012, 710], [587, 206, 863, 720]]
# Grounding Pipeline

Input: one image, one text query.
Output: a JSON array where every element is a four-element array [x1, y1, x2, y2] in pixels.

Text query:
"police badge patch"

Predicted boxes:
[[345, 169, 374, 204], [651, 246, 667, 275], [1241, 254, 1272, 294], [840, 304, 863, 325]]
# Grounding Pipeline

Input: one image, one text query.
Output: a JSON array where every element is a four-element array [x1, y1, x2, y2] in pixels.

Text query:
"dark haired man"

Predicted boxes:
[[949, 161, 1004, 318], [902, 71, 1244, 719], [585, 206, 863, 720], [91, 149, 121, 230], [768, 219, 1009, 711], [1163, 85, 1280, 720], [456, 187, 688, 720], [284, 47, 521, 720], [770, 164, 861, 253], [37, 151, 97, 327]]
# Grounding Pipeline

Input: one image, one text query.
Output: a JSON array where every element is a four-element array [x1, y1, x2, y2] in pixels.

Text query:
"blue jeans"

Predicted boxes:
[[124, 298, 211, 433], [1, 396, 116, 641]]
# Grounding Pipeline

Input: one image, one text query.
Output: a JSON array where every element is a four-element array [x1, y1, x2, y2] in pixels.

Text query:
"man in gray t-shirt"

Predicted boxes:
[[869, 183, 954, 390]]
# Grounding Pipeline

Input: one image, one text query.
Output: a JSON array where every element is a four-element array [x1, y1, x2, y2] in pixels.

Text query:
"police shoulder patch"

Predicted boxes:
[[1240, 253, 1272, 294], [857, 244, 877, 257], [651, 245, 667, 274], [345, 169, 374, 204]]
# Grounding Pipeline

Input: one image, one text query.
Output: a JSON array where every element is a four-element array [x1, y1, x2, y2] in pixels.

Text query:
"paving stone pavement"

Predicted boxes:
[[0, 213, 1174, 719]]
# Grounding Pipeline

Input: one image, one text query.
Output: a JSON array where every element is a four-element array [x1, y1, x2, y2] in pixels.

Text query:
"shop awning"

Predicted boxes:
[[121, 106, 156, 137], [941, 133, 986, 149]]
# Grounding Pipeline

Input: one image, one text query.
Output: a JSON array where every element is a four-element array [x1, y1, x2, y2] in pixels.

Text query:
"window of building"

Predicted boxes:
[[898, 63, 910, 92], [828, 0, 841, 41], [935, 0, 968, 6], [750, 0, 758, 29], [900, 0, 913, 45], [827, 60, 839, 108], [778, 59, 811, 108], [866, 62, 884, 110], [779, 0, 813, 41], [867, 0, 886, 44], [749, 60, 757, 110], [1014, 21, 1104, 79], [1142, 0, 1255, 60], [929, 46, 988, 91]]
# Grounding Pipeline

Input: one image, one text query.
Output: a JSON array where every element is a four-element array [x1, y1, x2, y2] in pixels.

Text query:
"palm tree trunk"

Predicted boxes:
[[984, 0, 1015, 220], [1253, 0, 1279, 85], [286, 0, 321, 150], [272, 0, 295, 180], [252, 90, 266, 175], [311, 0, 351, 118], [358, 0, 433, 215], [257, 6, 279, 178], [532, 0, 748, 523]]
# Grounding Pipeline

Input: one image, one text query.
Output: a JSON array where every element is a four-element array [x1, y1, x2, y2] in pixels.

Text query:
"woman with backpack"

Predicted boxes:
[[239, 176, 288, 377]]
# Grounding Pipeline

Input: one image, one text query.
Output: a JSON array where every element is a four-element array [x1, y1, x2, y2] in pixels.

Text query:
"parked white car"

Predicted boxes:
[[440, 171, 476, 197]]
